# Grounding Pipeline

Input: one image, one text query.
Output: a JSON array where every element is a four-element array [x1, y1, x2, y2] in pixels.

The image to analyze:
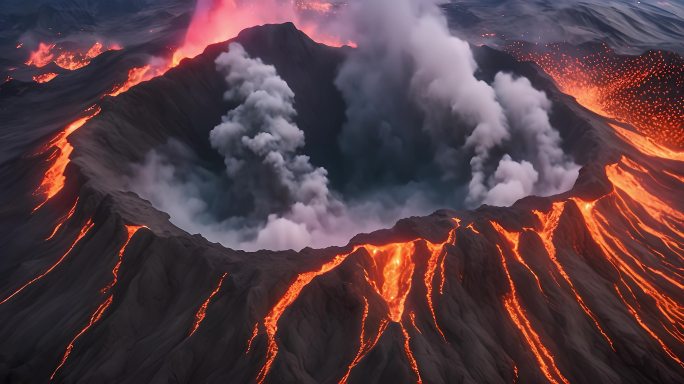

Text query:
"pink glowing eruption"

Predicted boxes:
[[171, 0, 353, 66]]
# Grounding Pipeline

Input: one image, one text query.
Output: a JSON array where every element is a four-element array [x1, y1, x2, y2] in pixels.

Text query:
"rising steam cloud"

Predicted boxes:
[[336, 0, 578, 207], [129, 0, 579, 251]]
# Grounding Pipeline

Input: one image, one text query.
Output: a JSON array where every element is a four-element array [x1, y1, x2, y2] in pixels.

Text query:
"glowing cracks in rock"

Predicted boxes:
[[256, 248, 359, 384], [254, 222, 459, 384], [46, 198, 79, 241], [189, 272, 228, 336], [497, 245, 570, 384], [50, 225, 144, 380], [0, 219, 94, 305], [33, 107, 101, 212], [532, 203, 614, 350]]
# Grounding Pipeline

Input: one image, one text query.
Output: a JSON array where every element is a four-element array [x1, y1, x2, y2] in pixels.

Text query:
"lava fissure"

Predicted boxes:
[[0, 219, 94, 305], [32, 107, 101, 212], [50, 225, 143, 380], [189, 272, 228, 336], [497, 244, 570, 384]]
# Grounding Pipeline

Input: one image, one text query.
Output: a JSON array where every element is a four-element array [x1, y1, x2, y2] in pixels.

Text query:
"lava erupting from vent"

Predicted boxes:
[[171, 0, 351, 67]]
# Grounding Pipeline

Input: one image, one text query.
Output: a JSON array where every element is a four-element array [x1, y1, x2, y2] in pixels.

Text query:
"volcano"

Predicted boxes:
[[0, 9, 683, 384]]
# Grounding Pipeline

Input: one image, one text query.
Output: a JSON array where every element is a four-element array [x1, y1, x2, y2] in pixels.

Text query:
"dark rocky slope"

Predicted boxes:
[[0, 23, 682, 384]]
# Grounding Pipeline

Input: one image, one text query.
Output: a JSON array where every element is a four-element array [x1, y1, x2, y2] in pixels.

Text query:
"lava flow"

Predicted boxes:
[[0, 219, 94, 306], [570, 156, 684, 367], [532, 202, 614, 350], [50, 225, 144, 380], [508, 42, 684, 149], [32, 106, 101, 211], [45, 198, 79, 241], [189, 272, 228, 336], [497, 244, 570, 384], [26, 42, 119, 70], [253, 226, 457, 384], [33, 72, 58, 83]]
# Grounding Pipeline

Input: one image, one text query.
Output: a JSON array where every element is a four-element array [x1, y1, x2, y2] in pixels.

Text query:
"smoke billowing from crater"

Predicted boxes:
[[129, 0, 579, 251]]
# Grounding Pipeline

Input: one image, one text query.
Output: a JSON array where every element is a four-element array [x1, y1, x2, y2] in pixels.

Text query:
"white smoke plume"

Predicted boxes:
[[129, 43, 422, 251], [129, 1, 580, 251], [336, 0, 578, 208]]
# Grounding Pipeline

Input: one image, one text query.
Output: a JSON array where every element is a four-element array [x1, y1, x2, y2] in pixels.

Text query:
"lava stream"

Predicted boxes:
[[0, 219, 94, 305], [189, 272, 228, 336], [33, 107, 101, 211], [33, 73, 58, 83], [254, 224, 457, 383], [532, 203, 615, 349], [255, 247, 360, 384], [50, 225, 144, 380], [26, 42, 119, 70], [424, 228, 457, 340], [400, 322, 423, 383], [46, 198, 79, 240], [490, 222, 545, 295], [497, 245, 570, 384]]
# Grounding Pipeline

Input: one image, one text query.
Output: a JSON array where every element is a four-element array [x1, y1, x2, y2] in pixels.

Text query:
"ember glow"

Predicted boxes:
[[25, 42, 56, 67], [189, 272, 228, 336], [33, 106, 101, 211], [253, 223, 459, 383], [45, 198, 79, 240], [508, 42, 684, 149], [532, 203, 615, 350], [32, 72, 58, 83], [51, 225, 144, 380], [26, 41, 119, 70], [107, 65, 168, 96], [0, 219, 94, 306], [171, 0, 352, 67], [571, 156, 684, 367], [497, 244, 570, 384]]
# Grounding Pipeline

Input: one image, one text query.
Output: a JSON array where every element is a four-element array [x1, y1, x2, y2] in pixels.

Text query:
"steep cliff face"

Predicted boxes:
[[0, 23, 682, 384]]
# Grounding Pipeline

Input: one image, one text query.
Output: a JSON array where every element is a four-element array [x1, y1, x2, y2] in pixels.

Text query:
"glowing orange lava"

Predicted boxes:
[[254, 222, 459, 383], [490, 222, 545, 294], [532, 203, 614, 350], [571, 155, 684, 367], [33, 106, 101, 211], [33, 72, 58, 83], [26, 42, 119, 71], [400, 322, 423, 383], [362, 242, 417, 322], [610, 124, 684, 162], [424, 228, 457, 340], [45, 198, 79, 240], [246, 323, 259, 354], [189, 272, 228, 336], [50, 225, 144, 380], [341, 297, 374, 384], [107, 65, 168, 96], [0, 219, 94, 305], [256, 247, 359, 384], [509, 42, 684, 149], [50, 295, 112, 380], [25, 42, 56, 67], [497, 245, 570, 384]]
